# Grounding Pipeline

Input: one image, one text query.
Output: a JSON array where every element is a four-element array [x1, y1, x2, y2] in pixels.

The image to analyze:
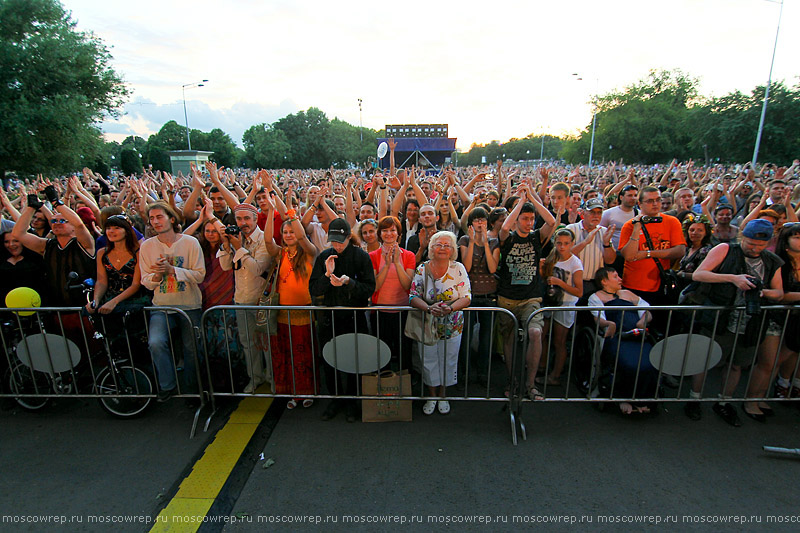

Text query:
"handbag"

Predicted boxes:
[[256, 252, 282, 336], [404, 263, 440, 346], [639, 222, 680, 304]]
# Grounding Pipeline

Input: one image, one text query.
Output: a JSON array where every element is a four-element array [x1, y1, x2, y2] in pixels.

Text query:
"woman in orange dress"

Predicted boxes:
[[265, 197, 319, 409]]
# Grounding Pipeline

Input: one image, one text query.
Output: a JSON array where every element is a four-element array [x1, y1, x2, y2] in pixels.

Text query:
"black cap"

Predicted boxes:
[[327, 218, 351, 243]]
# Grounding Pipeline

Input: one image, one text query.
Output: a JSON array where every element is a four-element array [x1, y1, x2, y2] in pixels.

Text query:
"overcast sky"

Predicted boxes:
[[64, 0, 799, 150]]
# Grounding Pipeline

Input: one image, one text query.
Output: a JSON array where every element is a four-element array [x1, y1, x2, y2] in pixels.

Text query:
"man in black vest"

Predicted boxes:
[[688, 219, 784, 426]]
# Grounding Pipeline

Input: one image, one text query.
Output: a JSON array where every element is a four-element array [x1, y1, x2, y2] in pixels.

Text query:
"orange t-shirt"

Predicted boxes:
[[618, 214, 685, 292]]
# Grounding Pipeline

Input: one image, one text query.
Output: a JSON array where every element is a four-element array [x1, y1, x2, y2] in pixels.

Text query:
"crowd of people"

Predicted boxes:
[[1, 148, 799, 425]]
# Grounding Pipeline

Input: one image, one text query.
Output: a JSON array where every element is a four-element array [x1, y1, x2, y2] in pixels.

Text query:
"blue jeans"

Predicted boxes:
[[148, 308, 203, 393]]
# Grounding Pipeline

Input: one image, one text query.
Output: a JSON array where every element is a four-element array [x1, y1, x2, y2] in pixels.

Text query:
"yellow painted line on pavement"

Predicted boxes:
[[150, 391, 273, 533]]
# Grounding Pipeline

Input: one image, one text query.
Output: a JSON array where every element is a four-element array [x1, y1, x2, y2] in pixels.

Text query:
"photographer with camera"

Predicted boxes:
[[215, 203, 271, 393], [618, 186, 685, 332], [689, 219, 784, 425]]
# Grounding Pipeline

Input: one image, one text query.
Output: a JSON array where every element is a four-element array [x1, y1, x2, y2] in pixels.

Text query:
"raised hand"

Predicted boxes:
[[603, 225, 616, 246], [325, 255, 337, 277]]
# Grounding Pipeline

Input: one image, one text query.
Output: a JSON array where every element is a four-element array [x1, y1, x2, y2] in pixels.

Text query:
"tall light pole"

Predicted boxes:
[[358, 98, 363, 143], [182, 79, 207, 150], [752, 0, 784, 166], [540, 127, 548, 160], [573, 74, 598, 169]]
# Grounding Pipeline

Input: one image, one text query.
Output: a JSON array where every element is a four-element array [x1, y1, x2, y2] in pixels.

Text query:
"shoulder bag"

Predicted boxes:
[[639, 222, 680, 304], [404, 263, 440, 346]]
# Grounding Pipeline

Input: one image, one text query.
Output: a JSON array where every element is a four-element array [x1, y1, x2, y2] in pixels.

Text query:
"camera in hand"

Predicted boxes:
[[744, 276, 763, 315], [225, 225, 241, 236], [641, 216, 663, 224]]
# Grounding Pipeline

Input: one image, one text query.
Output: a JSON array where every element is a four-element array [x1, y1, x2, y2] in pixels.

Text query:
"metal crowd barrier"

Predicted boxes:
[[8, 301, 796, 445], [0, 306, 207, 438], [517, 303, 800, 421], [200, 305, 523, 441]]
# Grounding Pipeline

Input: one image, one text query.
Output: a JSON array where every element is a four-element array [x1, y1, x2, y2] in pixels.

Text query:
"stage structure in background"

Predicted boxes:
[[377, 124, 456, 171]]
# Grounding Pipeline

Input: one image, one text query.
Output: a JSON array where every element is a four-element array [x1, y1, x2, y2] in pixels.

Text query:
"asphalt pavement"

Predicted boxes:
[[3, 392, 800, 533]]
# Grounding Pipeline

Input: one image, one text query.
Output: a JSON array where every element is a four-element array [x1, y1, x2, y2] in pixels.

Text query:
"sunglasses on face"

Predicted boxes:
[[50, 218, 68, 225]]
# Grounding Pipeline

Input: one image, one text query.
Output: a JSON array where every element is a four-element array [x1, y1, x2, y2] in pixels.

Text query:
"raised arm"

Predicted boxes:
[[206, 162, 239, 210]]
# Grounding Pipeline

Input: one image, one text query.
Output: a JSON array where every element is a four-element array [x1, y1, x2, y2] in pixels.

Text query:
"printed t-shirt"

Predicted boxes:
[[496, 229, 544, 300]]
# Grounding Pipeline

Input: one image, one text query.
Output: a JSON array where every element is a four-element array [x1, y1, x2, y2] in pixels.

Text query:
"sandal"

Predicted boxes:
[[422, 400, 437, 415], [302, 399, 314, 408], [437, 400, 451, 414], [287, 399, 298, 410], [527, 387, 544, 401]]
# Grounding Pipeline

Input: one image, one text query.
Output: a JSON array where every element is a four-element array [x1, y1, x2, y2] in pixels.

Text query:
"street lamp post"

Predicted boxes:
[[573, 74, 598, 169], [540, 133, 545, 160], [182, 79, 208, 150], [358, 98, 363, 143], [752, 0, 784, 166]]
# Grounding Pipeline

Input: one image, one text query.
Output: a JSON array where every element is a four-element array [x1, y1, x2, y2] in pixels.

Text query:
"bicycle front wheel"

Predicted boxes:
[[6, 362, 50, 410], [97, 365, 153, 418]]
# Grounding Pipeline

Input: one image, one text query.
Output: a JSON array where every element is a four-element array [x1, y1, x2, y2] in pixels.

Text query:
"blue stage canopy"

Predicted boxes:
[[376, 137, 457, 169]]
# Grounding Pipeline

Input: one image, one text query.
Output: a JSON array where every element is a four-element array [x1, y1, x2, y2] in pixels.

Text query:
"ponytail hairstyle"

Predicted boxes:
[[540, 228, 575, 279]]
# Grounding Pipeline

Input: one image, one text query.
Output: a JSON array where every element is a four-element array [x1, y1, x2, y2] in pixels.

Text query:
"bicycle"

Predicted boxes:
[[3, 273, 154, 418]]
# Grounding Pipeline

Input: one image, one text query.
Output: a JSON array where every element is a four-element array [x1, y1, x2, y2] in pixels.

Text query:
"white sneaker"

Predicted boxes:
[[437, 400, 451, 414], [422, 400, 437, 415]]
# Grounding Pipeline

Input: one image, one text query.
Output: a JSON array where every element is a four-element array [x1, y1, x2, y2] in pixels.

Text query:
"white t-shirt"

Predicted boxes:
[[600, 206, 637, 248], [552, 254, 583, 306]]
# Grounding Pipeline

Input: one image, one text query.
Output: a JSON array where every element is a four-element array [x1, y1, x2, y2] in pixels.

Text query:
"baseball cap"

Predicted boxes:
[[585, 197, 604, 211], [327, 218, 351, 243], [741, 219, 774, 241]]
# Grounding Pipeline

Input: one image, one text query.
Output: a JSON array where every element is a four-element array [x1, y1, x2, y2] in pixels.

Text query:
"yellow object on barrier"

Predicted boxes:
[[5, 287, 41, 316]]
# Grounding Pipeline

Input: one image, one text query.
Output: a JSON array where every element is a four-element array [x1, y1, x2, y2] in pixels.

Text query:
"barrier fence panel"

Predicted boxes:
[[13, 300, 795, 443], [519, 303, 800, 418], [1, 305, 207, 437], [200, 305, 524, 443]]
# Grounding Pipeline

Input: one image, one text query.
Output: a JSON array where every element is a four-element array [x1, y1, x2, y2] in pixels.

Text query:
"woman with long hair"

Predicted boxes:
[[264, 195, 319, 409], [676, 213, 714, 288], [185, 200, 238, 382], [86, 214, 147, 315], [744, 223, 800, 416]]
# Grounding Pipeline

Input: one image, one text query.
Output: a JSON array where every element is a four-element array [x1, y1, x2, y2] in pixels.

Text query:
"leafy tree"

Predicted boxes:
[[119, 148, 142, 176], [0, 0, 128, 180], [688, 81, 800, 165], [274, 107, 332, 168], [143, 120, 189, 171], [193, 128, 237, 169], [242, 123, 292, 169], [562, 69, 699, 164]]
